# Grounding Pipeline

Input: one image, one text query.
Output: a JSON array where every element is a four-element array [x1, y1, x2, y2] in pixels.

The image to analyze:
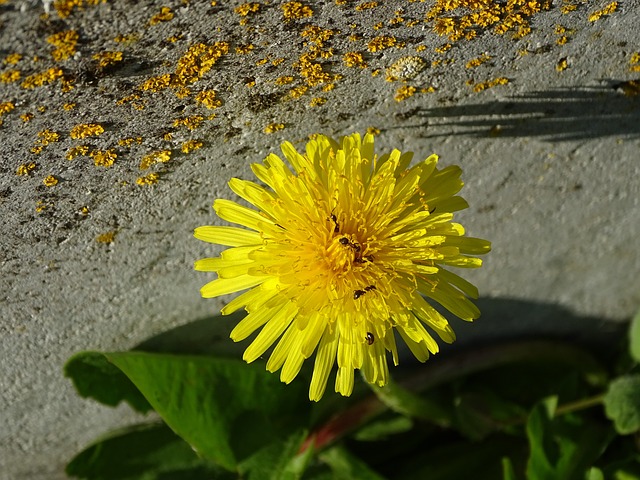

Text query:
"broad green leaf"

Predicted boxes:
[[526, 397, 614, 480], [629, 309, 640, 363], [604, 375, 640, 434], [66, 422, 228, 480], [319, 445, 386, 480], [353, 415, 413, 441], [238, 429, 311, 480], [64, 351, 152, 413], [104, 351, 310, 471]]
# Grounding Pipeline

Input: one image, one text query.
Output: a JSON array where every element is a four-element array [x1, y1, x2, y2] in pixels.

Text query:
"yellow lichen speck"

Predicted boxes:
[[136, 173, 159, 185], [149, 7, 174, 26], [47, 30, 78, 61], [343, 52, 367, 68], [394, 85, 416, 102], [589, 2, 617, 22], [368, 36, 397, 52], [70, 123, 104, 139], [264, 123, 285, 134], [90, 149, 117, 167], [182, 140, 203, 153], [140, 150, 171, 170], [16, 162, 37, 176], [43, 175, 58, 187], [282, 1, 313, 20]]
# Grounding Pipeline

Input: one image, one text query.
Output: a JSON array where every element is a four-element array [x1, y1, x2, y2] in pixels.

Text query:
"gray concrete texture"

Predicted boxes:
[[1, 0, 639, 477]]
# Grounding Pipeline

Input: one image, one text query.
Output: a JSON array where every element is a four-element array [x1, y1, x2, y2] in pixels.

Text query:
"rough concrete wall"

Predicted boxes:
[[1, 0, 639, 478]]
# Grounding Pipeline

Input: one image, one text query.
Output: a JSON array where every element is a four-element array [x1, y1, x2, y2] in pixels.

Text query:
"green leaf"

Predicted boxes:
[[526, 396, 559, 479], [238, 429, 311, 480], [526, 397, 614, 480], [629, 309, 640, 363], [371, 378, 452, 426], [66, 422, 228, 480], [453, 389, 527, 440], [585, 467, 605, 480], [353, 415, 413, 441], [104, 351, 310, 471], [502, 457, 518, 480], [319, 445, 386, 480], [64, 351, 152, 413], [604, 375, 640, 434]]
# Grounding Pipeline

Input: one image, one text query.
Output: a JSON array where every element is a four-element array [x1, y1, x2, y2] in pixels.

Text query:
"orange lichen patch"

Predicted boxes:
[[195, 90, 222, 109], [43, 175, 58, 187], [415, 45, 427, 52], [35, 200, 48, 213], [140, 150, 171, 169], [38, 129, 60, 145], [466, 53, 491, 68], [373, 22, 384, 30], [255, 58, 269, 66], [53, 0, 106, 19], [343, 51, 367, 68], [70, 123, 104, 139], [309, 96, 327, 107], [235, 44, 255, 54], [421, 86, 437, 93], [561, 4, 578, 14], [355, 1, 378, 10], [96, 231, 117, 244], [92, 51, 123, 69], [301, 25, 337, 49], [21, 67, 64, 88], [294, 53, 332, 87], [386, 56, 426, 81], [234, 2, 260, 16], [90, 149, 117, 167], [136, 173, 159, 186], [149, 6, 174, 26], [140, 74, 172, 93], [66, 145, 89, 159], [272, 57, 285, 66], [588, 2, 617, 21], [174, 42, 229, 86], [473, 76, 510, 92], [428, 0, 551, 42], [173, 115, 205, 130], [322, 83, 336, 92], [367, 36, 397, 53], [114, 33, 139, 44], [118, 137, 143, 147], [21, 112, 34, 122], [275, 75, 294, 85], [16, 162, 37, 176], [0, 101, 15, 116], [282, 1, 313, 20], [163, 132, 173, 141], [4, 53, 22, 64], [181, 140, 203, 153], [0, 70, 21, 83], [435, 43, 452, 54], [117, 93, 141, 105], [394, 85, 416, 101], [63, 103, 76, 110], [47, 30, 79, 61], [264, 122, 285, 133], [556, 57, 568, 71]]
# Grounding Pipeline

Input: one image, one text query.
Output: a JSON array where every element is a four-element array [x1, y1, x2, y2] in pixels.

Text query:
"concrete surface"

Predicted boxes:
[[1, 0, 639, 478]]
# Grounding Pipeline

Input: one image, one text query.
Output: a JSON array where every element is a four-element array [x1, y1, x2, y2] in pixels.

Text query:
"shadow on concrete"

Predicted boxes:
[[136, 297, 627, 360], [413, 83, 640, 142]]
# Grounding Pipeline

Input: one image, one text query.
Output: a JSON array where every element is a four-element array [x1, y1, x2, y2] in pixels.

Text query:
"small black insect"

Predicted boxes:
[[366, 332, 375, 345], [353, 289, 366, 300], [329, 213, 339, 233], [364, 285, 376, 292]]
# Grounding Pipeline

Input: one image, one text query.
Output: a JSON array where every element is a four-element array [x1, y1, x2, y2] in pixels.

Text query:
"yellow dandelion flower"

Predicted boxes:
[[194, 133, 490, 401]]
